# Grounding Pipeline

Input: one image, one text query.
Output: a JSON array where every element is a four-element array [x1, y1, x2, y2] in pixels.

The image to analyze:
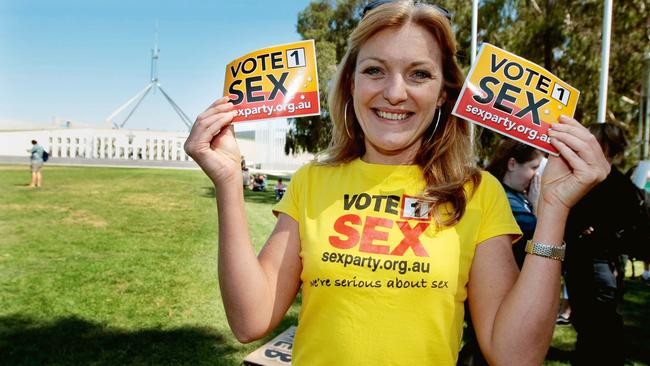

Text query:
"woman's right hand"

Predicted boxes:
[[184, 96, 241, 185]]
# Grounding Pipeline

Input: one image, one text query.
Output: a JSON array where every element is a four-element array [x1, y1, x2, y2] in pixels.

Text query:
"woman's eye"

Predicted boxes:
[[362, 67, 382, 76], [412, 70, 432, 79]]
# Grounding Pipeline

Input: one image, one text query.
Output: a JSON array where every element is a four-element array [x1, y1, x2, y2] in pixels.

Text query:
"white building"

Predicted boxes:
[[234, 119, 313, 171], [0, 118, 313, 173]]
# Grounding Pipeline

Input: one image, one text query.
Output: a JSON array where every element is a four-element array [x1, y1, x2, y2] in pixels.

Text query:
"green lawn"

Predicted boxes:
[[545, 275, 650, 366], [1, 164, 648, 365]]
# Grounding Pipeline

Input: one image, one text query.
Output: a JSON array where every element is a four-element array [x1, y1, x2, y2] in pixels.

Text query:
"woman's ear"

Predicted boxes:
[[507, 157, 518, 172], [437, 90, 447, 108]]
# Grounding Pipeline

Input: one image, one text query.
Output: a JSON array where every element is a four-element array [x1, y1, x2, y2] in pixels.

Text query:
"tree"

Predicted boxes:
[[285, 0, 364, 155], [287, 0, 650, 166]]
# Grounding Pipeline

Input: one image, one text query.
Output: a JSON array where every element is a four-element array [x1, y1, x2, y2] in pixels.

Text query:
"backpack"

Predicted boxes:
[[42, 150, 49, 162]]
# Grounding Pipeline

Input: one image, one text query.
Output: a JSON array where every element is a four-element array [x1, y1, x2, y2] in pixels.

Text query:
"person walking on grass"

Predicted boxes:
[[184, 1, 609, 364], [28, 139, 45, 188]]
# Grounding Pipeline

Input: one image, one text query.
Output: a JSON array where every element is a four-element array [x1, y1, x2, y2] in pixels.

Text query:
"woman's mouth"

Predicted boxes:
[[374, 109, 413, 121]]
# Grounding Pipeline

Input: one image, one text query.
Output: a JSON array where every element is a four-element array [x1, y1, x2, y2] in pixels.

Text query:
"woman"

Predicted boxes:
[[28, 139, 45, 187], [184, 1, 609, 365], [487, 139, 544, 268]]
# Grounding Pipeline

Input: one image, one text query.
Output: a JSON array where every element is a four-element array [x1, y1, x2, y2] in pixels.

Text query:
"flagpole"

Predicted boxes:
[[471, 0, 478, 65], [470, 0, 479, 146], [597, 0, 613, 124]]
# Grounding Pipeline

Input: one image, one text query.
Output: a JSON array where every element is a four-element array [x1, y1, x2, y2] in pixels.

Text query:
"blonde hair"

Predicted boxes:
[[318, 0, 480, 226]]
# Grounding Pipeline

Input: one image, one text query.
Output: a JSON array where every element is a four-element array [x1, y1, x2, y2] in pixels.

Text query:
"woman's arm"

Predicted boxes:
[[469, 116, 610, 365], [184, 97, 302, 343]]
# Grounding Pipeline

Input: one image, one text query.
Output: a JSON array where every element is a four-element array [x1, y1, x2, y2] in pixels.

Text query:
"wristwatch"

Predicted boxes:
[[525, 240, 566, 261]]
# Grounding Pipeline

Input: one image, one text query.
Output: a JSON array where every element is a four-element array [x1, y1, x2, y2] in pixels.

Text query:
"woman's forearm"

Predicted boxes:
[[215, 180, 276, 342], [489, 201, 567, 365]]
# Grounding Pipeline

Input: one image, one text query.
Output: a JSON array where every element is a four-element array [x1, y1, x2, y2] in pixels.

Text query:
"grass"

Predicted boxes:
[[0, 164, 296, 366], [544, 263, 650, 366], [0, 164, 648, 365]]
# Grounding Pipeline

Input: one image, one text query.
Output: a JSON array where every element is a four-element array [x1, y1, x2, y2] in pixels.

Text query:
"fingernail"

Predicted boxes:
[[558, 115, 569, 122]]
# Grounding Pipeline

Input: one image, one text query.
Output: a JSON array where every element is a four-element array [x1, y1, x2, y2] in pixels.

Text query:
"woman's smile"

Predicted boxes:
[[373, 108, 414, 121]]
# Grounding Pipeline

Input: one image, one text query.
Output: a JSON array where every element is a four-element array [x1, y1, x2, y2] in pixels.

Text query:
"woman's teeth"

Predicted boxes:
[[376, 110, 410, 121]]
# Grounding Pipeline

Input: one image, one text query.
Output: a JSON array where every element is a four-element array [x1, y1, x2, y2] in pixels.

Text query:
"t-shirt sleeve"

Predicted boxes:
[[272, 164, 308, 221], [476, 172, 523, 244]]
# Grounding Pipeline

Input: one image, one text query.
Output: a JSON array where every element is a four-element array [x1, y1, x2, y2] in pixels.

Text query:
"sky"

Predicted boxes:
[[0, 0, 313, 132]]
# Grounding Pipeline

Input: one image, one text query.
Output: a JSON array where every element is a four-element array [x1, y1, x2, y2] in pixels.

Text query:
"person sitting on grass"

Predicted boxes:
[[275, 178, 286, 201], [252, 174, 266, 191]]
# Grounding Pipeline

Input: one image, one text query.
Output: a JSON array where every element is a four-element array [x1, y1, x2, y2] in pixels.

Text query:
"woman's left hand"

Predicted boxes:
[[541, 115, 610, 210]]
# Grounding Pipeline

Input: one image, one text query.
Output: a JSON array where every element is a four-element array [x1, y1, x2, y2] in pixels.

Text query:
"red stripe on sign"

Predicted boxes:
[[232, 91, 320, 123], [455, 90, 557, 155]]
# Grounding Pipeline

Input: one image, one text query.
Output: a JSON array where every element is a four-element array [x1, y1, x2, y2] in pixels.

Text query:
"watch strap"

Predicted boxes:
[[525, 240, 566, 261]]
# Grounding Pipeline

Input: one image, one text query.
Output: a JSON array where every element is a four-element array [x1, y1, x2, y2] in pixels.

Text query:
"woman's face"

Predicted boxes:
[[505, 156, 543, 192], [352, 23, 446, 164]]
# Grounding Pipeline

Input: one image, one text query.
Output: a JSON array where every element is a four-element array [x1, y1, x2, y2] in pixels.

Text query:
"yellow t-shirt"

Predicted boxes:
[[273, 158, 521, 365]]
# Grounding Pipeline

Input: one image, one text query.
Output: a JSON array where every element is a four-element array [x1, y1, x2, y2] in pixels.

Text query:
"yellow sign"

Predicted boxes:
[[453, 43, 579, 155], [223, 40, 320, 123]]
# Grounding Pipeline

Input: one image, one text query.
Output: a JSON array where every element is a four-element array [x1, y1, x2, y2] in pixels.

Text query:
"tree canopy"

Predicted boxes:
[[285, 0, 650, 166]]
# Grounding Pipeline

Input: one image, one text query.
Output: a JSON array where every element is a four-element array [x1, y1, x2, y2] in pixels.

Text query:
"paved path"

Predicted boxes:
[[0, 155, 297, 177], [0, 155, 200, 170]]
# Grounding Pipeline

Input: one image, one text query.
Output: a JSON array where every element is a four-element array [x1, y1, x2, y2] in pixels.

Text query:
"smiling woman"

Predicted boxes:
[[352, 23, 445, 163], [182, 1, 611, 365]]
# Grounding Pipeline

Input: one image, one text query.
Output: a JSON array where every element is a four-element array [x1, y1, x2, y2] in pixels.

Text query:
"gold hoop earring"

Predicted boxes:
[[344, 100, 353, 139], [424, 108, 442, 147]]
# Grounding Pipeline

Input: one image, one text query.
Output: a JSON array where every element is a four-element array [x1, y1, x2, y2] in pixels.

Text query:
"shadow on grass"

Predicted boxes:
[[622, 280, 650, 364], [0, 315, 238, 366], [546, 279, 650, 365], [202, 186, 279, 205], [545, 346, 573, 363]]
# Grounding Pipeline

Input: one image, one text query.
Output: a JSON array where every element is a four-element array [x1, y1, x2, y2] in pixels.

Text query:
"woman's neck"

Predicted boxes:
[[362, 139, 420, 165]]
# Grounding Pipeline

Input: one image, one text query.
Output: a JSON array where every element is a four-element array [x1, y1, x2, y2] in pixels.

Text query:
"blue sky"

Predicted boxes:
[[0, 0, 313, 131]]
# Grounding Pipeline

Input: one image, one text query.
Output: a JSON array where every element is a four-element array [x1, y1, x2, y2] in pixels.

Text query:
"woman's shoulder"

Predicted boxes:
[[465, 170, 500, 196], [462, 170, 508, 210], [479, 170, 500, 185]]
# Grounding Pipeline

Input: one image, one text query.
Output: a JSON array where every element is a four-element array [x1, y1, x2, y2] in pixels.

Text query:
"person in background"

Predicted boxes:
[[252, 174, 266, 191], [241, 156, 251, 190], [274, 178, 286, 201], [564, 123, 641, 365], [527, 155, 547, 214], [28, 140, 45, 188], [627, 163, 650, 283], [486, 139, 544, 268], [241, 167, 251, 190], [184, 1, 609, 364]]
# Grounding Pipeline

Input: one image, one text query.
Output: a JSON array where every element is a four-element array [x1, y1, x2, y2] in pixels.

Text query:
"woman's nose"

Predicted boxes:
[[383, 74, 408, 105]]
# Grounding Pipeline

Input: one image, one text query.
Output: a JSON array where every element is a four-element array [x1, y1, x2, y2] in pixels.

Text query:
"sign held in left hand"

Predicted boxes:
[[453, 43, 579, 155]]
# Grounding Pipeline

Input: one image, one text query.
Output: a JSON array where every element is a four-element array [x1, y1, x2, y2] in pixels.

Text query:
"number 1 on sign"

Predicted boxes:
[[286, 48, 306, 68], [551, 83, 570, 106]]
